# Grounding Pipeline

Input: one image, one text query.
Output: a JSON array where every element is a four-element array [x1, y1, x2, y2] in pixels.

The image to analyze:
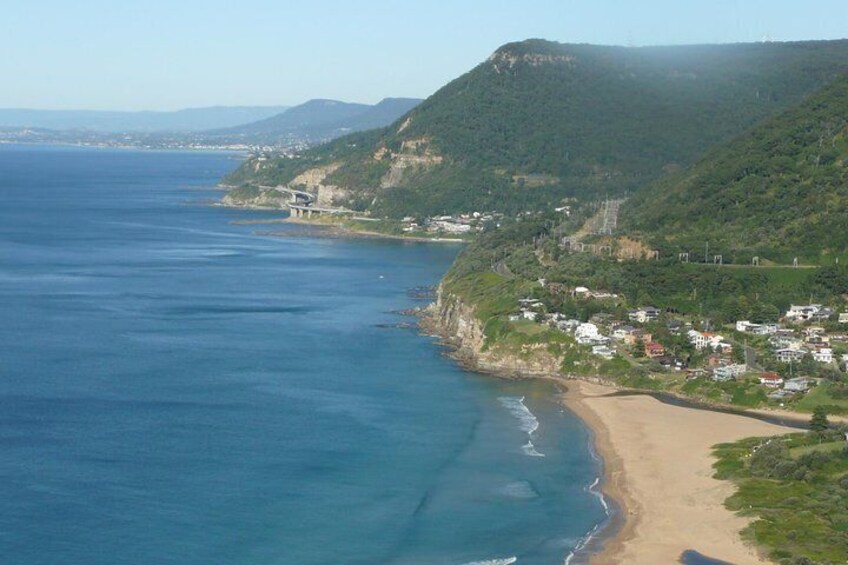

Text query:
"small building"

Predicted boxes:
[[645, 341, 665, 358], [839, 312, 848, 324], [612, 325, 638, 341], [759, 372, 784, 388], [812, 348, 833, 364], [689, 330, 725, 351], [715, 341, 734, 355], [736, 320, 761, 333], [712, 364, 747, 382], [629, 306, 660, 324], [666, 319, 684, 334], [592, 345, 615, 360], [785, 304, 822, 323], [575, 323, 601, 345], [784, 377, 813, 393], [573, 286, 591, 296], [776, 348, 806, 363]]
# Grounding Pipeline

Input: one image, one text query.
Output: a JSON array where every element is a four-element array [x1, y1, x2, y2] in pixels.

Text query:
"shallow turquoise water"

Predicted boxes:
[[0, 145, 607, 564]]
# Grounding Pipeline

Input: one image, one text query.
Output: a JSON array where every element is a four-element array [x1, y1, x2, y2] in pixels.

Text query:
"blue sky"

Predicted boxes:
[[2, 0, 847, 110]]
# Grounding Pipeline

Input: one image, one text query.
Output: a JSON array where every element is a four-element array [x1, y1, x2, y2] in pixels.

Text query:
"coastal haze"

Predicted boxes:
[[0, 145, 606, 563], [4, 0, 848, 563]]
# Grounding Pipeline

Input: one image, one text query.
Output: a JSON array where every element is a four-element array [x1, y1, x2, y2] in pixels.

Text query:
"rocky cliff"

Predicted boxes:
[[424, 285, 563, 378]]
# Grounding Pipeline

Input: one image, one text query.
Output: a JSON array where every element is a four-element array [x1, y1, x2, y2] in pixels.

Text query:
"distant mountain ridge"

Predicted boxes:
[[224, 38, 848, 218], [621, 72, 848, 264], [207, 98, 422, 144], [0, 106, 290, 132]]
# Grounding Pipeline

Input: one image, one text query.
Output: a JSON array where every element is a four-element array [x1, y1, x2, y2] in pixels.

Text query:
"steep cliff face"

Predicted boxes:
[[427, 285, 562, 377], [220, 188, 287, 209]]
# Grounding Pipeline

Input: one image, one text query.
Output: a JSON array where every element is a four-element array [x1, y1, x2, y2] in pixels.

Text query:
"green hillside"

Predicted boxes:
[[622, 72, 848, 264], [225, 38, 848, 217]]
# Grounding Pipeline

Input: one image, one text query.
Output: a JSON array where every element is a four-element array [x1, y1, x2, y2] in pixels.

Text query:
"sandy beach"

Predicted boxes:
[[563, 380, 796, 564]]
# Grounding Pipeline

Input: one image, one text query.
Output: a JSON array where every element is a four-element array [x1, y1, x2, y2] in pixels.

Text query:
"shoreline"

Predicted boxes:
[[419, 292, 848, 564], [418, 307, 799, 564], [281, 216, 467, 243], [559, 382, 631, 564], [561, 379, 794, 564], [216, 202, 468, 243]]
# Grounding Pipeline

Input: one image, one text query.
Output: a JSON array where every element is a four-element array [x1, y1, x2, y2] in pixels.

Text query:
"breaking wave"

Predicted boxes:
[[462, 557, 518, 565], [498, 396, 544, 457]]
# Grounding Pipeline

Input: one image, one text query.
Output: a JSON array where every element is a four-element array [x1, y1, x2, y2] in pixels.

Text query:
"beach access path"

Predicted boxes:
[[563, 381, 794, 565]]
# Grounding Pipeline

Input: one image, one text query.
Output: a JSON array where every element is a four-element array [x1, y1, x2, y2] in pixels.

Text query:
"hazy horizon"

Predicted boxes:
[[2, 0, 847, 112]]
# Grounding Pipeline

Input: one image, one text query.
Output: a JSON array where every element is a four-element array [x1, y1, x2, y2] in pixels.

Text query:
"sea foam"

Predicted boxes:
[[462, 557, 518, 565], [498, 396, 545, 457]]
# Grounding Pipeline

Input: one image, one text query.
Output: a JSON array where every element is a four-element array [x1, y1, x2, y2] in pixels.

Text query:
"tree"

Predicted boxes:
[[633, 336, 646, 358], [810, 405, 830, 433]]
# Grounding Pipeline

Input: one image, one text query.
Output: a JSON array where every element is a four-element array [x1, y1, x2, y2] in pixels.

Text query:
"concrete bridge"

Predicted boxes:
[[257, 184, 354, 218], [288, 203, 355, 219], [258, 185, 316, 206]]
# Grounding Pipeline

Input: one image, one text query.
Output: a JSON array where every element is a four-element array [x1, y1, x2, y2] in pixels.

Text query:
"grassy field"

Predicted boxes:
[[792, 383, 848, 415]]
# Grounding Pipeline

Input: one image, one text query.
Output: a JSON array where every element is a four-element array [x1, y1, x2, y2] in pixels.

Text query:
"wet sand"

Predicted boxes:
[[562, 380, 794, 564]]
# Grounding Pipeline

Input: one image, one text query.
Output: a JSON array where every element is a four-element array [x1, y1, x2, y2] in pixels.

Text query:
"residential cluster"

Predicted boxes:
[[400, 213, 500, 235], [508, 289, 848, 404]]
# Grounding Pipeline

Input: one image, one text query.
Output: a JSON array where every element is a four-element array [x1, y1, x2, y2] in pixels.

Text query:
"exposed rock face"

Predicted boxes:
[[488, 50, 576, 73], [379, 138, 444, 188], [425, 285, 562, 377], [220, 190, 287, 209], [287, 162, 350, 207], [315, 184, 350, 207], [289, 162, 342, 190]]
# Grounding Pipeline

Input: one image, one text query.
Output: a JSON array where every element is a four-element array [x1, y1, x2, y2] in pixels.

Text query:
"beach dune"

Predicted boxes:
[[564, 381, 794, 565]]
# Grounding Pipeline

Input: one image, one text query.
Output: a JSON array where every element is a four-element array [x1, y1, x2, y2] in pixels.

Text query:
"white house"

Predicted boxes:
[[776, 348, 806, 363], [812, 348, 833, 364], [712, 364, 746, 382], [613, 325, 638, 341], [784, 377, 813, 393], [736, 320, 758, 332], [575, 323, 601, 345], [688, 330, 724, 351], [592, 345, 615, 359], [785, 304, 822, 322], [629, 306, 660, 324]]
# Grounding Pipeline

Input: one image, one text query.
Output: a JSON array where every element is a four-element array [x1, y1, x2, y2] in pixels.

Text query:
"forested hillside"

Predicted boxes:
[[622, 72, 848, 264], [224, 38, 848, 217]]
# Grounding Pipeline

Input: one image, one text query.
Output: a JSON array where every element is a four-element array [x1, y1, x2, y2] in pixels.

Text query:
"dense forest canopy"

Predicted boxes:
[[226, 38, 848, 218], [622, 72, 848, 264]]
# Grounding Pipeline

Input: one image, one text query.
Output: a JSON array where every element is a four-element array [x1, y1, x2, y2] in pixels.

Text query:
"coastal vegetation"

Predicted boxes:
[[622, 72, 848, 263], [215, 35, 848, 565], [224, 39, 848, 217], [714, 425, 848, 564]]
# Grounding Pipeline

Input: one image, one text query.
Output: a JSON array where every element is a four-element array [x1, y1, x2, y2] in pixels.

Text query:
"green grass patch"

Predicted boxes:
[[792, 383, 848, 415], [713, 429, 848, 563]]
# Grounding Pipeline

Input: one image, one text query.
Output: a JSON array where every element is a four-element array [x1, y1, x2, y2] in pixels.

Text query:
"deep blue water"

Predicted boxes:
[[0, 145, 606, 564]]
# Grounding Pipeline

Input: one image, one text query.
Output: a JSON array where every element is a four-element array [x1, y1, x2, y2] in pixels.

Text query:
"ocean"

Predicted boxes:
[[0, 144, 607, 564]]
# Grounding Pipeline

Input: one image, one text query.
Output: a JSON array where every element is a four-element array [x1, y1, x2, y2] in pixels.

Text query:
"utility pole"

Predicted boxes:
[[705, 241, 709, 264]]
